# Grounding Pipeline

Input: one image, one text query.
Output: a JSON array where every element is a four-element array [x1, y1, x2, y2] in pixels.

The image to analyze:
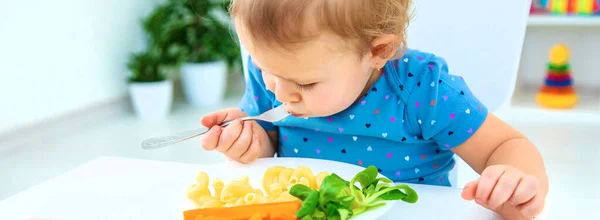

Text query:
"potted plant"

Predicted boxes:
[[126, 46, 173, 120], [144, 0, 241, 107]]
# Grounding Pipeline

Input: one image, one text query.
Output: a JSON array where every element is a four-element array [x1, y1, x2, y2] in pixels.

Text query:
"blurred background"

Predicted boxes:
[[0, 0, 599, 209]]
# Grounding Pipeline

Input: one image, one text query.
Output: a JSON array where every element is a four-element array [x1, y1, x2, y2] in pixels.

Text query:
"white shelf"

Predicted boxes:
[[528, 15, 600, 27], [502, 86, 600, 124]]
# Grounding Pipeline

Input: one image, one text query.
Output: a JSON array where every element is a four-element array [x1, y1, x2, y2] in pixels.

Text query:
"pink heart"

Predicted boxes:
[[440, 178, 444, 183], [450, 113, 456, 119], [443, 95, 448, 101], [338, 128, 344, 132], [328, 117, 333, 122], [386, 153, 392, 158], [390, 117, 396, 122], [385, 95, 390, 100], [382, 71, 387, 76], [444, 144, 450, 148], [415, 102, 421, 108], [316, 149, 321, 154], [283, 136, 288, 140], [315, 128, 320, 131], [254, 96, 259, 101], [328, 137, 333, 143], [291, 126, 296, 129], [361, 100, 367, 105], [429, 65, 434, 70], [418, 56, 423, 61], [467, 128, 473, 134], [396, 171, 401, 176]]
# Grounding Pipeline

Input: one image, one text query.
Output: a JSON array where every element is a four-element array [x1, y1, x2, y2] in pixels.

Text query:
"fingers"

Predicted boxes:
[[475, 166, 505, 206], [201, 108, 247, 127], [199, 108, 263, 164], [487, 172, 522, 210], [215, 119, 244, 152], [200, 126, 222, 151], [509, 175, 540, 206], [226, 121, 253, 159], [239, 131, 261, 164], [518, 193, 544, 218], [461, 180, 478, 201]]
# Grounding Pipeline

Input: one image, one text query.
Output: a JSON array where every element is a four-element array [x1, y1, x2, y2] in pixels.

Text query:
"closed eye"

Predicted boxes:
[[296, 83, 316, 91]]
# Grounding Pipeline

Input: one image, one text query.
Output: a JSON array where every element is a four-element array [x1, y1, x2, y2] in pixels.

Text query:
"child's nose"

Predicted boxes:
[[273, 80, 301, 103]]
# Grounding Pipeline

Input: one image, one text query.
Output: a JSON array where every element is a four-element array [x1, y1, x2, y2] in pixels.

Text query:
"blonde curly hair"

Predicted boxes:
[[229, 0, 413, 55]]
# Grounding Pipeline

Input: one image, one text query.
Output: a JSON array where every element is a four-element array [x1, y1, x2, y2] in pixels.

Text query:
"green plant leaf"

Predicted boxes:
[[376, 186, 408, 200], [318, 173, 349, 209], [296, 190, 320, 218], [366, 184, 418, 204], [289, 184, 313, 200], [350, 165, 378, 189], [136, 0, 241, 73], [337, 208, 352, 220], [311, 210, 326, 219]]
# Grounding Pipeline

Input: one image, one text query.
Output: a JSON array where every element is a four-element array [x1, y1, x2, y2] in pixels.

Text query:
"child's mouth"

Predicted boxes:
[[290, 112, 304, 117], [287, 110, 304, 117]]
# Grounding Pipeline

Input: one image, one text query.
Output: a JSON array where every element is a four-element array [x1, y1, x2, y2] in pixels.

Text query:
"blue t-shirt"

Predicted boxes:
[[238, 49, 488, 187]]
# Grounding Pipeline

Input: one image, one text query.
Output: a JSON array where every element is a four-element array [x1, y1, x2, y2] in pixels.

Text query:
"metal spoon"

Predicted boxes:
[[140, 105, 290, 150]]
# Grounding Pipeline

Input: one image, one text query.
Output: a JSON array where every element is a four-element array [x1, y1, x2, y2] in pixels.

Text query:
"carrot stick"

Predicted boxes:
[[183, 201, 301, 220]]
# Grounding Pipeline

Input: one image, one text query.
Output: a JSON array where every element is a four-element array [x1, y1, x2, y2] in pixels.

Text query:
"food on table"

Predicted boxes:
[[289, 165, 418, 220], [184, 165, 418, 220], [183, 200, 301, 220], [186, 166, 328, 208]]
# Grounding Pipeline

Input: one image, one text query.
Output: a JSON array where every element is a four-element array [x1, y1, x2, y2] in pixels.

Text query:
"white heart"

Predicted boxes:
[[367, 146, 373, 151], [402, 119, 405, 123], [404, 156, 410, 161], [353, 136, 358, 141], [431, 120, 436, 125], [466, 108, 471, 114], [403, 58, 409, 63], [418, 119, 422, 124], [304, 117, 309, 120], [249, 104, 254, 109], [397, 100, 402, 104], [294, 148, 299, 153], [382, 133, 388, 138], [415, 168, 420, 173], [451, 77, 455, 81], [349, 115, 355, 120], [430, 81, 435, 87], [414, 136, 418, 139]]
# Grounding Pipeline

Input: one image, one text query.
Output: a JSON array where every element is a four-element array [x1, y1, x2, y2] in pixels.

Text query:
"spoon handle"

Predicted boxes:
[[141, 127, 209, 150]]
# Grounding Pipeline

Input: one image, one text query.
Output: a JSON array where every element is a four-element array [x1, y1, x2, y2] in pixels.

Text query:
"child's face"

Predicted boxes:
[[238, 29, 377, 118]]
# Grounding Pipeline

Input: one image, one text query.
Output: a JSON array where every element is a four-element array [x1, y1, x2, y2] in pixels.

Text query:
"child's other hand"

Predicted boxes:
[[200, 108, 269, 164], [461, 165, 544, 219]]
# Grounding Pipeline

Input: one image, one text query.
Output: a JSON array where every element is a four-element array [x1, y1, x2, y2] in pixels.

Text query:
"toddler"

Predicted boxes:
[[200, 0, 548, 219]]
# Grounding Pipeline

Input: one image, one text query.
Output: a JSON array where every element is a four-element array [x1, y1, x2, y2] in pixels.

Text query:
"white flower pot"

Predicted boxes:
[[128, 80, 173, 120], [180, 61, 227, 107]]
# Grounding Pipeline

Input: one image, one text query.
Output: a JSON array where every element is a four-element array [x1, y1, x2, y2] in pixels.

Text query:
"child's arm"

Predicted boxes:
[[452, 113, 548, 219], [400, 52, 548, 219]]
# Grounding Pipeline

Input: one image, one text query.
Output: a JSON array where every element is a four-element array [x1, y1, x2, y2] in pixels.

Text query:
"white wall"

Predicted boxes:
[[517, 27, 600, 90], [0, 0, 158, 134]]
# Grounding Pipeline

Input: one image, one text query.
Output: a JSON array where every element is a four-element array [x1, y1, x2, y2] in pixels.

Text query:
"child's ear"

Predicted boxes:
[[369, 34, 400, 69]]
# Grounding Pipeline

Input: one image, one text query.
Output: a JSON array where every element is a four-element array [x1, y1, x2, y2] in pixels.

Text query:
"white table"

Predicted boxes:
[[0, 156, 539, 220]]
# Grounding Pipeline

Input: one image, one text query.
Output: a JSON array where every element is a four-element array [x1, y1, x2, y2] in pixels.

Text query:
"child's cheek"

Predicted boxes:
[[308, 87, 342, 114], [262, 73, 275, 91]]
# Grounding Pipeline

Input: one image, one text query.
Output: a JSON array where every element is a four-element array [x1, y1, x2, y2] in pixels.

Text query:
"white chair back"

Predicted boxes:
[[406, 0, 532, 187]]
